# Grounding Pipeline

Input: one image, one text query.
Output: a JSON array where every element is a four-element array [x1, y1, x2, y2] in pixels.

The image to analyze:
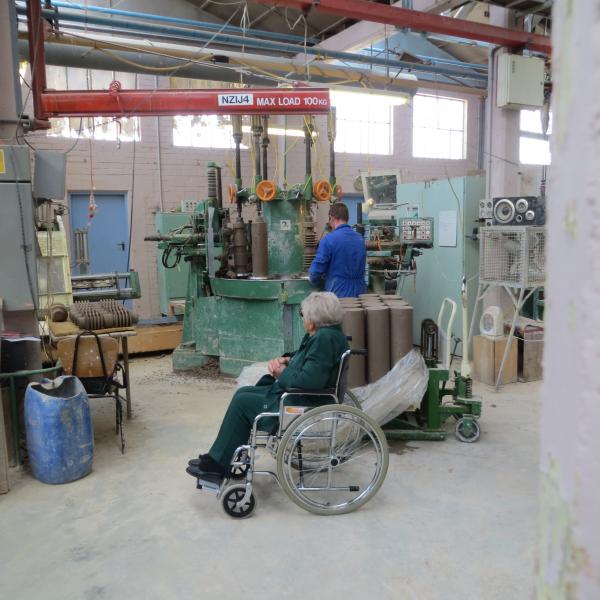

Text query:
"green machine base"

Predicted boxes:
[[172, 343, 210, 371], [177, 277, 313, 377]]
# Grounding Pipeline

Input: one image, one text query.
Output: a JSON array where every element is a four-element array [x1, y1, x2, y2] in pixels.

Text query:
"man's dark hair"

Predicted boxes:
[[329, 202, 349, 222]]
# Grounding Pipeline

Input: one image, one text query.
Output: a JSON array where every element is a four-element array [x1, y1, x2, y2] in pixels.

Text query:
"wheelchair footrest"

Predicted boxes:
[[196, 477, 222, 495]]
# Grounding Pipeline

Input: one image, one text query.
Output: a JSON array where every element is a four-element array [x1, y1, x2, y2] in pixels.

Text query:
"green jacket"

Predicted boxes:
[[271, 324, 349, 400], [208, 324, 349, 464]]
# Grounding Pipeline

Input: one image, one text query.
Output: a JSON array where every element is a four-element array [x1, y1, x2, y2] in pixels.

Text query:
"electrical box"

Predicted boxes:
[[0, 146, 38, 311], [496, 54, 545, 110], [181, 199, 200, 213], [34, 150, 66, 199], [398, 217, 434, 246]]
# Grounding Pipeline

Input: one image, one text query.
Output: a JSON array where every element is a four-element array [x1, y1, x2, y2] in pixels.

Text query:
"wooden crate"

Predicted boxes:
[[518, 327, 544, 382], [473, 335, 518, 386]]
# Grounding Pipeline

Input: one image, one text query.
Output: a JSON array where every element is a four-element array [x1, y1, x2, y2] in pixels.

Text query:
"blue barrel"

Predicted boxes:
[[25, 376, 94, 484]]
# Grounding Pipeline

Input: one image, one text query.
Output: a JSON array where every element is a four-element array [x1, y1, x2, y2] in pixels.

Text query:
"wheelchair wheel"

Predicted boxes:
[[221, 485, 256, 519], [276, 405, 389, 516], [229, 450, 249, 480]]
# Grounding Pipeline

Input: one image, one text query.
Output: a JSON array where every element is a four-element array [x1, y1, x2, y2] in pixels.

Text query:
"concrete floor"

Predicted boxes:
[[0, 355, 540, 600]]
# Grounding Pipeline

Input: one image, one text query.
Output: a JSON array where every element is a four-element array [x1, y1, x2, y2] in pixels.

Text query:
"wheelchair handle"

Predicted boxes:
[[351, 348, 368, 356]]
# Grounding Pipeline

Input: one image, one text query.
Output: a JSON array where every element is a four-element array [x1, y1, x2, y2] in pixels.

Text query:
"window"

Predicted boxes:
[[412, 94, 466, 159], [519, 109, 551, 165], [173, 115, 236, 149], [331, 90, 393, 155], [44, 66, 140, 142]]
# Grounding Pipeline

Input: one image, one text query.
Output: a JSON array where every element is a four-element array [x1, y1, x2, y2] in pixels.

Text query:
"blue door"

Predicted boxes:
[[70, 192, 129, 276], [341, 194, 364, 226]]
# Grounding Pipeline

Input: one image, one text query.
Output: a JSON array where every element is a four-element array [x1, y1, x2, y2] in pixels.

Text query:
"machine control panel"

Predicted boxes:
[[399, 217, 434, 247]]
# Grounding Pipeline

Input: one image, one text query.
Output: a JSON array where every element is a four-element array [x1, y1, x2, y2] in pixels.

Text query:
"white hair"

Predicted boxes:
[[301, 292, 343, 328]]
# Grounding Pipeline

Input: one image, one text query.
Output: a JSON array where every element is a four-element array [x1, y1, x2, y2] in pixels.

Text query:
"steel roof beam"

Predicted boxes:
[[250, 0, 552, 54]]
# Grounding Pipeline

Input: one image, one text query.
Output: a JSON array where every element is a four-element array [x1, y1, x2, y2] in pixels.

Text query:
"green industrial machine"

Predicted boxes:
[[146, 114, 338, 375], [155, 211, 193, 316], [359, 171, 435, 294], [383, 298, 482, 442]]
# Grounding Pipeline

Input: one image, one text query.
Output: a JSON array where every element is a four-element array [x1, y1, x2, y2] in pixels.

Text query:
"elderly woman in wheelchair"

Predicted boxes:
[[186, 291, 389, 518]]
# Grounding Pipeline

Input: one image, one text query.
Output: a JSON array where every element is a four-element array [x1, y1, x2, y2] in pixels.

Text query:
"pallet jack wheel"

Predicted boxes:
[[222, 485, 256, 518], [455, 417, 480, 443]]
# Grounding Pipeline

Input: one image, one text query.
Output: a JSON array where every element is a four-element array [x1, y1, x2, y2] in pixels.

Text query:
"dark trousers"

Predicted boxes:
[[208, 377, 277, 466]]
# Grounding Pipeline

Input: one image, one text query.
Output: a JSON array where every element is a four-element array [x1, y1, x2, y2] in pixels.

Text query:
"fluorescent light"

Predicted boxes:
[[240, 125, 305, 137], [330, 86, 410, 106]]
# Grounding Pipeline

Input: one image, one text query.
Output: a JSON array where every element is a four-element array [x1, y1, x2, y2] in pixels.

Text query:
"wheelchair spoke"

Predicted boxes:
[[276, 406, 389, 515]]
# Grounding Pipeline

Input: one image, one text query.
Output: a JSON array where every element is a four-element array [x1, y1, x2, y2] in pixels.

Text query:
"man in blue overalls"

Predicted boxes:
[[308, 202, 367, 298]]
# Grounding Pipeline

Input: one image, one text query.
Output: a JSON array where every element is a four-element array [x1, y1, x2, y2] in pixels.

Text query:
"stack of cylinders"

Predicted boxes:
[[365, 306, 390, 383], [340, 293, 413, 386], [341, 308, 367, 388], [389, 305, 413, 365], [251, 216, 268, 278]]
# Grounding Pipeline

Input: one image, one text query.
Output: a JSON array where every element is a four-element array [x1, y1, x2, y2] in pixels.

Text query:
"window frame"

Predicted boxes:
[[519, 108, 551, 166], [330, 90, 394, 156], [411, 93, 467, 160]]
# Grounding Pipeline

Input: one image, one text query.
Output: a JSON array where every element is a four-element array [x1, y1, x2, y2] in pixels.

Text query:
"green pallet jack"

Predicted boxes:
[[383, 294, 482, 443]]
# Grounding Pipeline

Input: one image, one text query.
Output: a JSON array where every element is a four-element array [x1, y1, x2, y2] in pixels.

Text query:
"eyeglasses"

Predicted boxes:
[[299, 309, 304, 317]]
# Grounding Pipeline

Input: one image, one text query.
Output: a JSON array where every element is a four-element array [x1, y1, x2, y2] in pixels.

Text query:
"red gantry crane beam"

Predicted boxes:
[[251, 0, 552, 55], [40, 86, 332, 117], [24, 0, 330, 127]]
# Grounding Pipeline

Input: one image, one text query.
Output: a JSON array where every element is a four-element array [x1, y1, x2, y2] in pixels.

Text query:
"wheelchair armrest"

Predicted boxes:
[[281, 388, 336, 395]]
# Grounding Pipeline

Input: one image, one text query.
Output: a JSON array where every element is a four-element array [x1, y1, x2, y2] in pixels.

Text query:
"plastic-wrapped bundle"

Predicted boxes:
[[351, 349, 429, 426]]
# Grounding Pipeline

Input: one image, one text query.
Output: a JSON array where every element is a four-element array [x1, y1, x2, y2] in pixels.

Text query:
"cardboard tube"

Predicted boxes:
[[341, 308, 367, 388], [366, 306, 390, 383], [383, 299, 409, 307], [390, 305, 413, 365]]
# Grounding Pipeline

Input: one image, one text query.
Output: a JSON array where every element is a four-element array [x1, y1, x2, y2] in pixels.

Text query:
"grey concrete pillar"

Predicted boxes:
[[537, 2, 600, 597]]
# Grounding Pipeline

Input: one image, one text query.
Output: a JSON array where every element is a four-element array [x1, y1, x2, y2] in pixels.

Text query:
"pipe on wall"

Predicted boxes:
[[25, 0, 49, 128], [21, 40, 276, 87], [20, 39, 429, 97], [154, 76, 164, 212]]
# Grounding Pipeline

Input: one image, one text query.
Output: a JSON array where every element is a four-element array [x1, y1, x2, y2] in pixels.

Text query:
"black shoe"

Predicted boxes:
[[187, 454, 228, 475], [188, 453, 209, 468], [186, 465, 225, 485]]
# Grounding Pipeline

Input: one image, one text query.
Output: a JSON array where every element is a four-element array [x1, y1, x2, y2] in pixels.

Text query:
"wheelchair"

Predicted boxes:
[[194, 349, 389, 519]]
